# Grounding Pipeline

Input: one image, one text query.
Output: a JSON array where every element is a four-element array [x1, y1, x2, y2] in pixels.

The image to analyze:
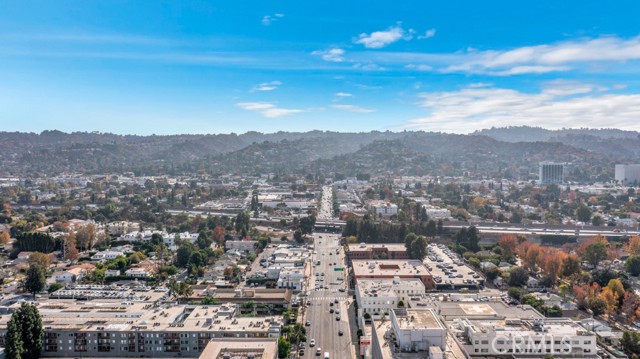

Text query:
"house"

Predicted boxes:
[[125, 267, 151, 278], [91, 250, 124, 261], [55, 264, 95, 283], [105, 269, 121, 277]]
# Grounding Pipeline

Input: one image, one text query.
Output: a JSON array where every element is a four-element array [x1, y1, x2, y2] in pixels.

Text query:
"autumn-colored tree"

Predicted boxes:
[[621, 291, 640, 324], [0, 230, 10, 245], [64, 232, 79, 261], [607, 278, 625, 299], [574, 282, 602, 309], [541, 250, 567, 283], [212, 226, 225, 247], [76, 224, 97, 251], [561, 254, 581, 278], [626, 236, 640, 256], [28, 252, 51, 272], [498, 234, 518, 259], [599, 287, 619, 315], [2, 202, 12, 216], [517, 242, 541, 271]]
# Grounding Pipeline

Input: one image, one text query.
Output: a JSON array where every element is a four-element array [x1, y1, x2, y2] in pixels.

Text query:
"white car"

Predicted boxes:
[[309, 339, 315, 347]]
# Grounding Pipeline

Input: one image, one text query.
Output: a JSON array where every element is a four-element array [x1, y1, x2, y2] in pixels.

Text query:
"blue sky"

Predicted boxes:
[[2, 0, 640, 135]]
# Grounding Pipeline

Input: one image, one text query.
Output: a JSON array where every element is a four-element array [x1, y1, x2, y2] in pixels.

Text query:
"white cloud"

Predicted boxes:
[[418, 29, 436, 40], [468, 82, 493, 88], [404, 84, 640, 132], [236, 102, 302, 118], [354, 25, 413, 49], [251, 81, 282, 92], [405, 64, 432, 71], [331, 104, 376, 113], [442, 35, 640, 75], [335, 92, 352, 97], [261, 13, 284, 26], [312, 48, 345, 62], [352, 62, 385, 71]]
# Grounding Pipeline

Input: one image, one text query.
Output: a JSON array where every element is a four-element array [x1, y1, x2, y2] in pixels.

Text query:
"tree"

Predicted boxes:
[[541, 250, 566, 283], [64, 231, 79, 261], [498, 234, 518, 259], [404, 233, 418, 250], [558, 284, 570, 300], [234, 212, 250, 235], [508, 267, 529, 287], [576, 204, 592, 223], [592, 215, 605, 226], [212, 226, 225, 247], [28, 252, 50, 272], [24, 264, 46, 298], [580, 236, 609, 269], [5, 312, 23, 359], [0, 230, 10, 245], [408, 236, 427, 260], [76, 223, 97, 251], [626, 256, 640, 276], [621, 330, 640, 355], [626, 236, 640, 256], [562, 254, 581, 278], [293, 230, 303, 244], [589, 297, 607, 316], [299, 216, 316, 235], [518, 242, 541, 272], [599, 287, 619, 315], [277, 337, 291, 359], [607, 279, 625, 300], [621, 291, 640, 324], [5, 302, 43, 359]]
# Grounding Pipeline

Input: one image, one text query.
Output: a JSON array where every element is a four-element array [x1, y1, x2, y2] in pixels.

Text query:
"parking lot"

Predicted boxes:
[[424, 243, 484, 290]]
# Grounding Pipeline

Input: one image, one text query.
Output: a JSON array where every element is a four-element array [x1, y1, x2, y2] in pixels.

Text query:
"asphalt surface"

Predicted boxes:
[[302, 233, 352, 358]]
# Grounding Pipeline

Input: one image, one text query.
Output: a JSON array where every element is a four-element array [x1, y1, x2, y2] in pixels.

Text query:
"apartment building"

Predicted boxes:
[[347, 243, 409, 262], [0, 288, 282, 358]]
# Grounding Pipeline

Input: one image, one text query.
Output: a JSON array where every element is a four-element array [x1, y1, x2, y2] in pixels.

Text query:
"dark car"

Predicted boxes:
[[338, 330, 344, 336]]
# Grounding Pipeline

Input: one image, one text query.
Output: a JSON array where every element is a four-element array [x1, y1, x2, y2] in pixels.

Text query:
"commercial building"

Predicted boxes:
[[198, 339, 277, 359], [440, 302, 596, 358], [615, 164, 640, 185], [347, 243, 409, 262], [539, 162, 564, 185], [276, 267, 305, 291], [390, 308, 446, 353], [0, 287, 283, 358], [351, 260, 435, 289], [355, 278, 425, 321]]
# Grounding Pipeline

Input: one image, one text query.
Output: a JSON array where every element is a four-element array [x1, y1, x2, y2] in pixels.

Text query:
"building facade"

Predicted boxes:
[[539, 162, 564, 185], [615, 164, 640, 185]]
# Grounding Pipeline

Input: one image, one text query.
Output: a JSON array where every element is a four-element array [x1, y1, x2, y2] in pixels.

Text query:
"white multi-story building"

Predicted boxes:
[[355, 278, 425, 322], [615, 164, 640, 185], [390, 308, 446, 353], [369, 200, 398, 217], [276, 267, 305, 291], [459, 317, 596, 358]]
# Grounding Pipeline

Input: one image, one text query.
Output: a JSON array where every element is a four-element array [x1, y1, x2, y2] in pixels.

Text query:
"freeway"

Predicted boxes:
[[302, 233, 353, 358], [166, 209, 640, 238]]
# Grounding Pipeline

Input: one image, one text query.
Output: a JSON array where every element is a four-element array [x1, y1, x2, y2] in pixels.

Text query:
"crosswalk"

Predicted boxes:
[[308, 295, 348, 302]]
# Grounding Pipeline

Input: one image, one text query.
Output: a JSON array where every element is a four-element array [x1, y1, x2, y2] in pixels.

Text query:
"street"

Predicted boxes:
[[302, 232, 353, 358]]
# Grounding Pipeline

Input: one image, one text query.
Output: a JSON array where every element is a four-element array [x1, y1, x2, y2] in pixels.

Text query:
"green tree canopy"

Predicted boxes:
[[5, 302, 43, 359]]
